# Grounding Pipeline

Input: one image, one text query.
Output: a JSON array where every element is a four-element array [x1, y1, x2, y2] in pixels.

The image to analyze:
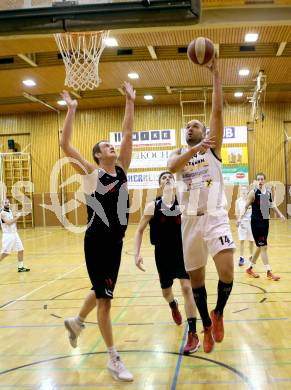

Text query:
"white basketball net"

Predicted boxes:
[[54, 30, 109, 91]]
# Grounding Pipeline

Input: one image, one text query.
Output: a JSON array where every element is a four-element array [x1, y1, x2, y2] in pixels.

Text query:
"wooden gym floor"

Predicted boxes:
[[0, 220, 291, 390]]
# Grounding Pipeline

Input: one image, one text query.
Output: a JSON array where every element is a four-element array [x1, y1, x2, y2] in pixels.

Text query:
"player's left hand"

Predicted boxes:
[[123, 82, 136, 101], [280, 214, 286, 221], [135, 254, 145, 272]]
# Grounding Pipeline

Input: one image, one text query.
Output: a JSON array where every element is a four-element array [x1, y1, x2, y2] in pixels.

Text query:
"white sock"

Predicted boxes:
[[265, 264, 272, 272], [108, 346, 119, 360], [248, 259, 253, 268], [18, 261, 23, 268], [77, 315, 84, 323]]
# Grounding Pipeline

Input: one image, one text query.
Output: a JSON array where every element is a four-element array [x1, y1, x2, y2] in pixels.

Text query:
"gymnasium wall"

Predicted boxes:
[[0, 102, 289, 226]]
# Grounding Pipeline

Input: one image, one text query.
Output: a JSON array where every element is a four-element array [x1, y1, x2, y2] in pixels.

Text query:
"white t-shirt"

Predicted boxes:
[[235, 197, 251, 221], [175, 148, 227, 215], [1, 210, 17, 233]]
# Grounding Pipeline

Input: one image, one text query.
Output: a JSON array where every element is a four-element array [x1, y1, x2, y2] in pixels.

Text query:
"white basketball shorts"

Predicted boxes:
[[238, 220, 254, 241], [181, 210, 235, 272], [1, 233, 24, 254]]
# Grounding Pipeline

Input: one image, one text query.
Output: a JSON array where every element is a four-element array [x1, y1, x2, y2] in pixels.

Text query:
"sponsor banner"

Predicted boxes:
[[110, 129, 176, 148], [222, 166, 249, 186], [181, 126, 247, 146], [129, 150, 171, 169], [127, 171, 161, 189], [221, 146, 248, 165]]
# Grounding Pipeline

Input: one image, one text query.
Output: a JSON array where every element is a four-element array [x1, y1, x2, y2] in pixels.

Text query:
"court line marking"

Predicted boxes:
[[0, 317, 288, 330], [171, 325, 188, 390], [0, 264, 84, 310], [0, 350, 256, 389], [0, 236, 134, 309], [75, 277, 151, 369]]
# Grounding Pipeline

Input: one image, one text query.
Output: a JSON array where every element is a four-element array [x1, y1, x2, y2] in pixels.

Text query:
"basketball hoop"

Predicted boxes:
[[54, 30, 109, 91]]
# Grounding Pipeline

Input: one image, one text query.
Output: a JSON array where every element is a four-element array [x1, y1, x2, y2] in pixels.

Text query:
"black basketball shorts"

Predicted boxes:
[[84, 233, 123, 299]]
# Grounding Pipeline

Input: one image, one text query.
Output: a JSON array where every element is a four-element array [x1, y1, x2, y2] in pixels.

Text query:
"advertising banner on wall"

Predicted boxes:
[[221, 146, 248, 165], [110, 129, 176, 148], [222, 166, 249, 185], [180, 126, 248, 146], [127, 171, 161, 189], [129, 150, 171, 169]]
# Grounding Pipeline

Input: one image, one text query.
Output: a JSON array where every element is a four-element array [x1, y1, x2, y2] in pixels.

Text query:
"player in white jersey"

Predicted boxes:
[[0, 199, 30, 272], [235, 186, 254, 267], [168, 57, 235, 353]]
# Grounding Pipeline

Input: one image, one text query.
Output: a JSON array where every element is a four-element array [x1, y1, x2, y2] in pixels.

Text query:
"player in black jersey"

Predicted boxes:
[[60, 82, 135, 382], [238, 172, 285, 280], [134, 171, 200, 355]]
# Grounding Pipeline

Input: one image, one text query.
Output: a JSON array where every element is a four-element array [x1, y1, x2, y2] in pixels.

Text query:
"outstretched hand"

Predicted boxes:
[[195, 136, 216, 154], [123, 82, 136, 101], [60, 90, 78, 110]]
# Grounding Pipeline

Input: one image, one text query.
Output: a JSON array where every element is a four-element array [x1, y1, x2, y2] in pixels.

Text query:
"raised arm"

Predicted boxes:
[[60, 90, 95, 175], [117, 82, 136, 173], [208, 57, 224, 159], [167, 137, 216, 173], [134, 201, 154, 272]]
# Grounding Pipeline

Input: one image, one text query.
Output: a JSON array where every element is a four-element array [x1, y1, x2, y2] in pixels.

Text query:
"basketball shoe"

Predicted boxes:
[[64, 317, 85, 348], [107, 356, 133, 382]]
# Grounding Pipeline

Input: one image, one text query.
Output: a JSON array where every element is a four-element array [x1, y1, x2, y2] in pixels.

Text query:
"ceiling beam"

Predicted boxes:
[[147, 45, 158, 60], [117, 88, 125, 96], [214, 43, 219, 58], [71, 91, 81, 99], [17, 53, 37, 67], [276, 42, 287, 57]]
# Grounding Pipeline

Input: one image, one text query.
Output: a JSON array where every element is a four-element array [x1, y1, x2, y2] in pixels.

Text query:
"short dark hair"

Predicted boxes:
[[92, 140, 107, 164], [256, 172, 266, 179], [158, 171, 174, 185]]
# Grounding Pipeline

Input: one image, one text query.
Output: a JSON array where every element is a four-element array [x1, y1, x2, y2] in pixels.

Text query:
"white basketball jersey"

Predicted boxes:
[[175, 148, 227, 215], [1, 210, 17, 233], [235, 197, 251, 220]]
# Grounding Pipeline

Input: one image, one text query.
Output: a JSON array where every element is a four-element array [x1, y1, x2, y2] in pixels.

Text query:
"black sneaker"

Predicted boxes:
[[18, 267, 30, 272]]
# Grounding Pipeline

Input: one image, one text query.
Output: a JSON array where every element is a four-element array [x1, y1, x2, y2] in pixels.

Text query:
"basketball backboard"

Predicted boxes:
[[0, 0, 200, 35]]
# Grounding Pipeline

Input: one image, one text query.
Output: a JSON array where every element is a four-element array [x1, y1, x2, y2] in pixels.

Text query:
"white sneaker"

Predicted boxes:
[[64, 317, 85, 348], [107, 356, 133, 382]]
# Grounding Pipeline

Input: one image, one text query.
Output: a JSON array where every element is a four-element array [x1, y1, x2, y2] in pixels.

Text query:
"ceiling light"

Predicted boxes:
[[239, 69, 250, 76], [57, 100, 67, 106], [245, 33, 258, 43], [104, 37, 118, 47], [128, 72, 139, 80], [22, 79, 36, 87], [234, 92, 243, 98], [144, 95, 153, 101]]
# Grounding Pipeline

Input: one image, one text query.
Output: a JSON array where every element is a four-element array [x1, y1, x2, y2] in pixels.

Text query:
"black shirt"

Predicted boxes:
[[251, 188, 272, 221], [149, 196, 182, 247], [85, 166, 129, 239]]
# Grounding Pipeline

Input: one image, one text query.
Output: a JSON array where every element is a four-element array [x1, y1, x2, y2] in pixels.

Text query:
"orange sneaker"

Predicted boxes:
[[267, 271, 280, 281], [246, 267, 260, 278], [184, 332, 200, 355], [210, 310, 224, 342], [171, 301, 182, 325], [202, 325, 215, 353]]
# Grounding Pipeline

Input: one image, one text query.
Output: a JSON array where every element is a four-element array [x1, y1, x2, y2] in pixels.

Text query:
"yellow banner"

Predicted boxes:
[[221, 146, 248, 165]]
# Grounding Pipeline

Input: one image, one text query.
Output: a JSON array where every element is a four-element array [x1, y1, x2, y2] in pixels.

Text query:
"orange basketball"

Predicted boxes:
[[187, 37, 215, 66]]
